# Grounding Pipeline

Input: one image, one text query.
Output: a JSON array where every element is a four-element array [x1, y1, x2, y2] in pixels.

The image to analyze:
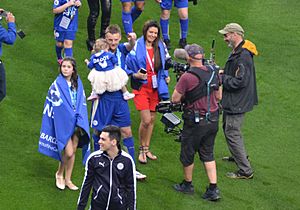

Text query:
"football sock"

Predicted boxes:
[[209, 183, 217, 190], [122, 11, 133, 34], [123, 137, 136, 162], [64, 47, 73, 57], [183, 180, 192, 185], [131, 6, 142, 23], [179, 18, 188, 39], [92, 133, 100, 151], [55, 45, 63, 60], [160, 18, 169, 40]]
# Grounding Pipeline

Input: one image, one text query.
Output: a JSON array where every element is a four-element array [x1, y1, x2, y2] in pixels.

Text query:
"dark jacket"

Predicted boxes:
[[221, 40, 258, 114], [77, 150, 136, 210]]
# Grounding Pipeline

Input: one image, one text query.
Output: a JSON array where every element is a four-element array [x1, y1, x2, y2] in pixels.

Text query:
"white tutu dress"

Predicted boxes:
[[88, 66, 129, 94]]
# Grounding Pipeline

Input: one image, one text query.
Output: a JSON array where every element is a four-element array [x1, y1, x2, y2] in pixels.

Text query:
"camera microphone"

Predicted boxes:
[[174, 49, 188, 60]]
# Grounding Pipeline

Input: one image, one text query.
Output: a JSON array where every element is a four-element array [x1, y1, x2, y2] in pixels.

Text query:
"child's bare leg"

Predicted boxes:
[[121, 86, 128, 93]]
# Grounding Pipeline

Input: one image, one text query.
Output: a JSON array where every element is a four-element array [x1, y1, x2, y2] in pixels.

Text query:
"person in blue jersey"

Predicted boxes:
[[39, 57, 90, 191], [120, 0, 145, 35], [77, 125, 136, 210], [0, 9, 16, 102], [53, 0, 82, 64], [85, 38, 135, 101], [90, 24, 146, 180], [156, 0, 189, 49], [126, 20, 170, 164]]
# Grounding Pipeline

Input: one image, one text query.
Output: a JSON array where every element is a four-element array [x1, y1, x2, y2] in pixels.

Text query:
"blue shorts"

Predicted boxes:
[[160, 0, 188, 10], [91, 91, 131, 131], [120, 0, 144, 3], [54, 30, 76, 42]]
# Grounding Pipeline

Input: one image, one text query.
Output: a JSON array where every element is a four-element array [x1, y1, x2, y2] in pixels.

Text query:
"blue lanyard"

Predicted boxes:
[[116, 47, 122, 67], [69, 86, 77, 110]]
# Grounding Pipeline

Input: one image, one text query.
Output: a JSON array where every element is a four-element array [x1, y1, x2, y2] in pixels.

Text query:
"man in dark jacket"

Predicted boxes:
[[0, 8, 16, 102], [219, 23, 258, 179], [77, 125, 136, 210]]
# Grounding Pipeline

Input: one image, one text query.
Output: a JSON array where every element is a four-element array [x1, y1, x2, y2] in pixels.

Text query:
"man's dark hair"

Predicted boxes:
[[102, 125, 121, 147]]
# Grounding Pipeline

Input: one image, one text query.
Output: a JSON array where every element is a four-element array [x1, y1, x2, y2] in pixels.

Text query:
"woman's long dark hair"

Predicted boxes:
[[60, 57, 78, 90], [142, 20, 162, 72]]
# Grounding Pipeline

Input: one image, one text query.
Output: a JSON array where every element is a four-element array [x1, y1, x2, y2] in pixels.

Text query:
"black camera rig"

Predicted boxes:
[[156, 101, 183, 142], [165, 58, 190, 81], [165, 39, 218, 80]]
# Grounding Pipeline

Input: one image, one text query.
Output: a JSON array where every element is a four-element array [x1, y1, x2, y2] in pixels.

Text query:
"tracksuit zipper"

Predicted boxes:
[[105, 159, 114, 210]]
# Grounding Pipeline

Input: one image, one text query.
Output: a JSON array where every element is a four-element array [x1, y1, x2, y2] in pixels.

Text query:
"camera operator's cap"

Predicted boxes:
[[184, 44, 204, 59], [219, 23, 244, 36]]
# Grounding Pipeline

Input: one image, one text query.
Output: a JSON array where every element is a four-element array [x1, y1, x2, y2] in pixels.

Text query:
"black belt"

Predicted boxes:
[[183, 109, 219, 122]]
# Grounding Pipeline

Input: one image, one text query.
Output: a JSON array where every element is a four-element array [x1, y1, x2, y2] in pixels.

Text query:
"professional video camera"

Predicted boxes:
[[165, 58, 190, 81], [0, 10, 26, 39], [156, 101, 183, 141], [166, 39, 219, 79]]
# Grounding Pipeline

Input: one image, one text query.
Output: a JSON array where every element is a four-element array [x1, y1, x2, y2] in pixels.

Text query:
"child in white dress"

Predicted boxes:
[[85, 38, 135, 101]]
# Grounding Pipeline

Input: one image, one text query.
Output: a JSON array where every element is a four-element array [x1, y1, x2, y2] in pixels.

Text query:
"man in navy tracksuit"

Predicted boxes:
[[0, 8, 16, 102], [77, 125, 136, 210]]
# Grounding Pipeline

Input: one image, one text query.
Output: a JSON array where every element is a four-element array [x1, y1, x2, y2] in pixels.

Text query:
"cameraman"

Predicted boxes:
[[0, 9, 16, 102], [171, 44, 221, 201]]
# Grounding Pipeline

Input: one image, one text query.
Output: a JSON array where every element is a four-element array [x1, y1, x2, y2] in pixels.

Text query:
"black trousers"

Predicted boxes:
[[87, 0, 112, 40], [0, 60, 6, 102]]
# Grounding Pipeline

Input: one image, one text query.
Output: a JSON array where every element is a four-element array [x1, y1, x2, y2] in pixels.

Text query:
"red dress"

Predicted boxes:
[[133, 47, 159, 111]]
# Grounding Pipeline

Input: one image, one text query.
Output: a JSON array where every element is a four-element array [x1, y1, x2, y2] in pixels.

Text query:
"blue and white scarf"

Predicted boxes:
[[38, 74, 90, 165]]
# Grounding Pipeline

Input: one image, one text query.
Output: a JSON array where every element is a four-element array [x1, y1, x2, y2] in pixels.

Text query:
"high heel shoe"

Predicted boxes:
[[138, 146, 147, 164], [144, 146, 157, 160], [55, 172, 65, 190], [65, 181, 79, 191]]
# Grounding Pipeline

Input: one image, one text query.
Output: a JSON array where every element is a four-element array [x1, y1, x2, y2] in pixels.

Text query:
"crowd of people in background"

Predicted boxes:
[[0, 0, 259, 209]]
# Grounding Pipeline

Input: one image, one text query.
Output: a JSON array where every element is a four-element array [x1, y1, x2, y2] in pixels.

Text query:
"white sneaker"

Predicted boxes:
[[123, 92, 135, 100], [136, 170, 147, 180]]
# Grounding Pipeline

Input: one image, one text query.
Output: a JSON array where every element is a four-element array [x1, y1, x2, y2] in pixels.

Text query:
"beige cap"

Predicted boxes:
[[219, 23, 244, 36]]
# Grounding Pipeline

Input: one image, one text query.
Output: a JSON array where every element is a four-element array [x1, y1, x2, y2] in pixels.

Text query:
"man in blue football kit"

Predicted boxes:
[[90, 24, 146, 180]]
